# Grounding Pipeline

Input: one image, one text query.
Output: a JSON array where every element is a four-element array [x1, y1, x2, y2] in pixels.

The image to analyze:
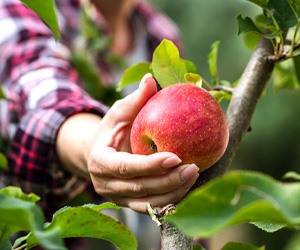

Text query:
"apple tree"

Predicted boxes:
[[2, 0, 300, 250]]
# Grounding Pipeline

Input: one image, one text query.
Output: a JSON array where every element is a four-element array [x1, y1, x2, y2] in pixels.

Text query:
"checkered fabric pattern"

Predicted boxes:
[[0, 0, 182, 213]]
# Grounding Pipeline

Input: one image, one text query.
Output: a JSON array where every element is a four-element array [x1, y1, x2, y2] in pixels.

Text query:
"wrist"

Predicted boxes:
[[56, 113, 102, 178]]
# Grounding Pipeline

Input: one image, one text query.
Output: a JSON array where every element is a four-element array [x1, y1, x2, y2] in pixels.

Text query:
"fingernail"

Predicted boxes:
[[161, 156, 182, 168], [180, 164, 199, 181], [139, 73, 153, 90]]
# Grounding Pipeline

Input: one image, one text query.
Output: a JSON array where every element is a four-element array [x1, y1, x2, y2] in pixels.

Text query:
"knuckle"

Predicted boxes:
[[88, 159, 104, 177], [93, 181, 107, 196], [118, 160, 130, 177], [132, 183, 144, 195]]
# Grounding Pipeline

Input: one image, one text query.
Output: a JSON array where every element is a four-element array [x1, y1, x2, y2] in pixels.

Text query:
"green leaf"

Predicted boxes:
[[247, 0, 269, 8], [242, 32, 261, 50], [152, 39, 187, 88], [250, 221, 284, 232], [0, 152, 8, 171], [267, 0, 298, 29], [80, 7, 102, 42], [20, 0, 60, 40], [221, 242, 265, 250], [117, 62, 151, 91], [70, 52, 102, 92], [273, 59, 300, 90], [0, 192, 66, 250], [70, 52, 121, 106], [0, 239, 11, 250], [288, 0, 300, 19], [83, 202, 121, 211], [166, 170, 300, 238], [282, 171, 300, 181], [0, 86, 5, 99], [208, 40, 220, 82], [26, 205, 137, 250], [237, 14, 282, 40], [183, 59, 198, 74], [237, 15, 262, 35], [262, 29, 282, 39], [0, 186, 40, 203], [193, 244, 205, 250]]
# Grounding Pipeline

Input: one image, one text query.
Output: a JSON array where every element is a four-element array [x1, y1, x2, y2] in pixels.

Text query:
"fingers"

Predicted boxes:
[[89, 147, 183, 179], [94, 163, 199, 197], [90, 160, 199, 214], [111, 172, 199, 214]]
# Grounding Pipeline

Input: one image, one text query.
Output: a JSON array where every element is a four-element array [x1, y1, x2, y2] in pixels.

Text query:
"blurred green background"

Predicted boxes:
[[149, 0, 300, 249]]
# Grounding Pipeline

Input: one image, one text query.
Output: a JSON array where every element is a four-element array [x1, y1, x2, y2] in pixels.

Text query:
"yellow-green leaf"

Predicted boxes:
[[152, 39, 187, 88]]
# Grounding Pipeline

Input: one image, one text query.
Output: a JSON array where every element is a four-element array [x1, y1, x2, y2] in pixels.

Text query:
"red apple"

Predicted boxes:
[[130, 83, 229, 172]]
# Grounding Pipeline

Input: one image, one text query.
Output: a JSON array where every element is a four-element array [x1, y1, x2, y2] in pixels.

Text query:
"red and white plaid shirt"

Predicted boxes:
[[0, 0, 182, 214]]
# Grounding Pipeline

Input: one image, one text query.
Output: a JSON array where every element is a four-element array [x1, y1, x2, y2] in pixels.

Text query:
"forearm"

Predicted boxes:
[[56, 113, 102, 179]]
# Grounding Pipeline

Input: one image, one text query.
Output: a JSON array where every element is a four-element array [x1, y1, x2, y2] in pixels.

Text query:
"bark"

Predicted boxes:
[[160, 222, 193, 250], [155, 205, 193, 250], [159, 37, 275, 250]]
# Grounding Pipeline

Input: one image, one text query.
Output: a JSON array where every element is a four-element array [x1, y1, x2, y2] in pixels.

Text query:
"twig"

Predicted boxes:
[[212, 85, 234, 93], [149, 204, 193, 250]]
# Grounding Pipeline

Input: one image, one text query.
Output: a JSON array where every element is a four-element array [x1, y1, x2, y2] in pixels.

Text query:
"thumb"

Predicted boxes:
[[105, 73, 158, 122]]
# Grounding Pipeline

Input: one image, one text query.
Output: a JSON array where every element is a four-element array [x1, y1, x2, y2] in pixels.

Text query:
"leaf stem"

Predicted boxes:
[[202, 77, 213, 90], [288, 19, 300, 57], [213, 85, 234, 93], [265, 9, 284, 58], [13, 243, 27, 250]]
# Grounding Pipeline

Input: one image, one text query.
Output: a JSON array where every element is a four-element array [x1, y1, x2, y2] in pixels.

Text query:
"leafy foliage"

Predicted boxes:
[[221, 242, 265, 250], [151, 39, 189, 87], [0, 186, 65, 250], [208, 40, 220, 84], [21, 204, 137, 250], [70, 52, 122, 106], [117, 39, 230, 103], [166, 170, 300, 238], [117, 39, 198, 89], [238, 0, 300, 90], [0, 152, 7, 171], [117, 62, 152, 91], [20, 0, 59, 40], [0, 187, 137, 250]]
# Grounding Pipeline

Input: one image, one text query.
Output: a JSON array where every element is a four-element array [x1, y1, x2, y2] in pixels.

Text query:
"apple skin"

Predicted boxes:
[[130, 83, 229, 172]]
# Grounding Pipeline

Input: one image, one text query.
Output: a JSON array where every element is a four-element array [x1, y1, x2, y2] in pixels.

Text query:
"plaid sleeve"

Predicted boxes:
[[0, 0, 108, 211]]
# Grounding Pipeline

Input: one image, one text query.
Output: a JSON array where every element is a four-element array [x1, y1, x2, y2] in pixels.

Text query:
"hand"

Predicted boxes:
[[87, 74, 199, 213]]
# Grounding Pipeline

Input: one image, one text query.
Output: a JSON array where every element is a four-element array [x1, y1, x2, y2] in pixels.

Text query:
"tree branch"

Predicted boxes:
[[152, 204, 193, 250], [195, 37, 275, 186], [159, 37, 275, 250]]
